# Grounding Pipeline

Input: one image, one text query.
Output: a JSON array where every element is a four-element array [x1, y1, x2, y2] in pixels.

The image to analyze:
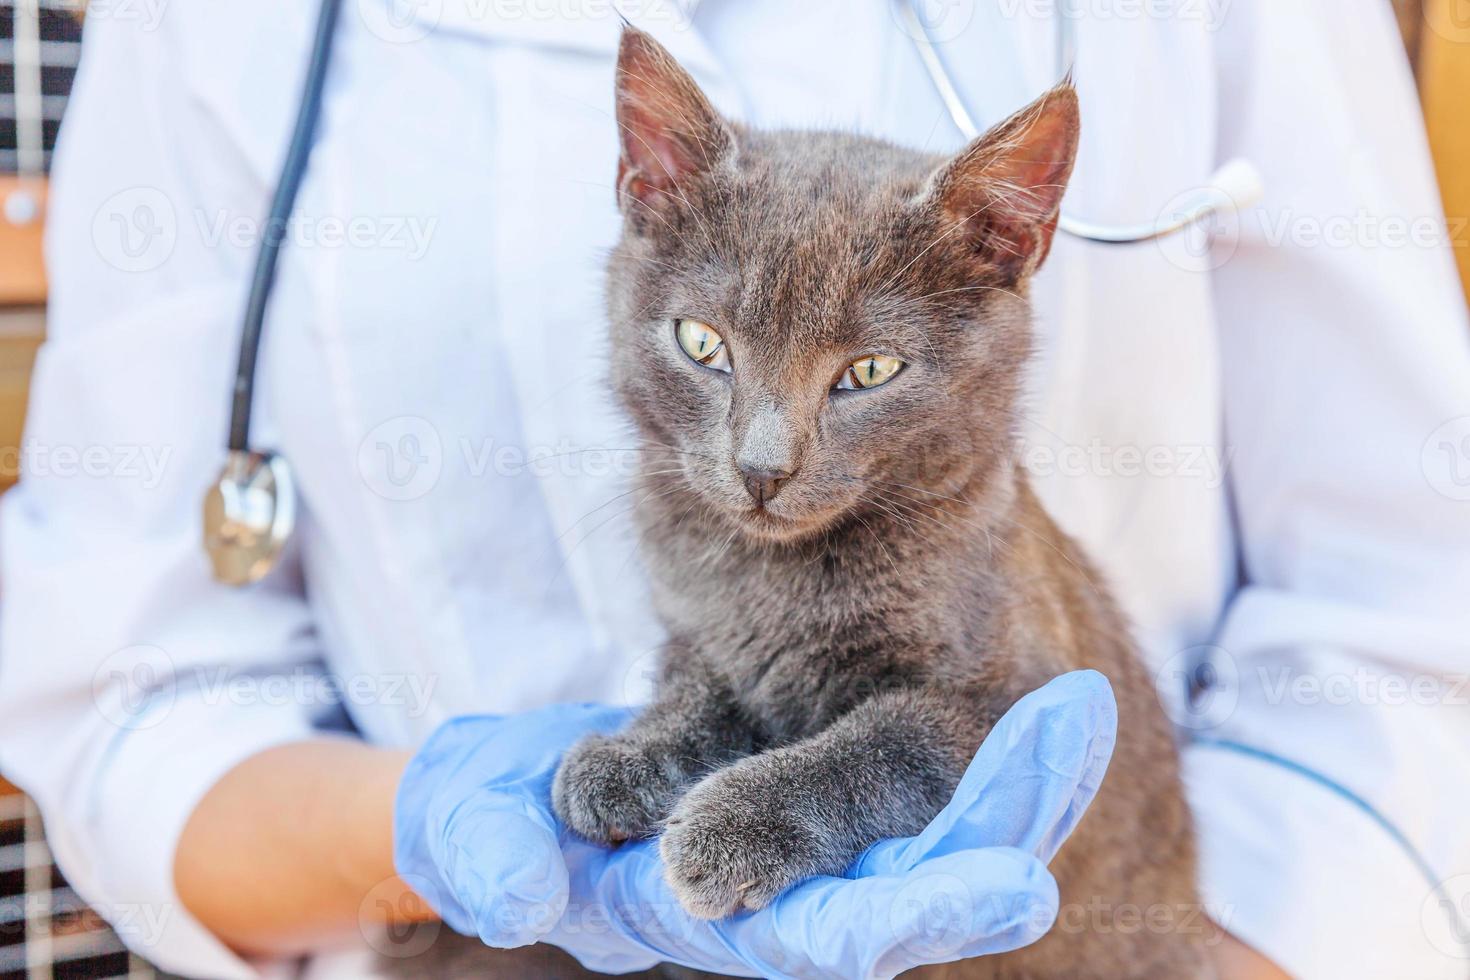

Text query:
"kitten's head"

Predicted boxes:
[[606, 28, 1078, 543]]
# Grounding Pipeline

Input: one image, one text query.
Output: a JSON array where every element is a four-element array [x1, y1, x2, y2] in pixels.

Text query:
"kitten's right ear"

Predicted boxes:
[[615, 27, 733, 224]]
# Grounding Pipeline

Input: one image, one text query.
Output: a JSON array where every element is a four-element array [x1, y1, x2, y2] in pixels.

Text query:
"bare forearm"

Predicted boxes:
[[174, 739, 433, 957], [1214, 925, 1291, 980]]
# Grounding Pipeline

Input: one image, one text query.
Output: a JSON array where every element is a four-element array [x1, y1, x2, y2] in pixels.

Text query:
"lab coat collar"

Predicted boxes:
[[413, 0, 723, 80]]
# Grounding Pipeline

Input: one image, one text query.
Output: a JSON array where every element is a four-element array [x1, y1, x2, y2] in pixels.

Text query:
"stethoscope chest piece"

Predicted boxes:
[[203, 450, 296, 586]]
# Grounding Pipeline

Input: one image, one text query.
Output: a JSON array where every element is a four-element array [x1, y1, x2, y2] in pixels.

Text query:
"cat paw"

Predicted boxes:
[[659, 761, 827, 919], [552, 735, 679, 845]]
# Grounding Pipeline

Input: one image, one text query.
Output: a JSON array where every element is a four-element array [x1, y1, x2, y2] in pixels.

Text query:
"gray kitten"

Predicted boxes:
[[546, 27, 1214, 979]]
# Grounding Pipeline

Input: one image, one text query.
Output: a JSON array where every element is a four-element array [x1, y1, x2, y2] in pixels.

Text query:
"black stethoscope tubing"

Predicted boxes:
[[227, 0, 344, 453]]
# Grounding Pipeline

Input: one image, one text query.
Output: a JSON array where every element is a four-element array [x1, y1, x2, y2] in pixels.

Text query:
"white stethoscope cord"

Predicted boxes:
[[897, 0, 1265, 244]]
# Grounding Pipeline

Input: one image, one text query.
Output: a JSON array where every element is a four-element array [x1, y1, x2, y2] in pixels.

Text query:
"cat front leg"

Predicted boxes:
[[660, 684, 1006, 918], [553, 653, 755, 845]]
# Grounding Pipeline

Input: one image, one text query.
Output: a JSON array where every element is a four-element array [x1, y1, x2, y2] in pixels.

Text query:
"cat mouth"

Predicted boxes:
[[734, 501, 797, 531], [733, 500, 831, 542]]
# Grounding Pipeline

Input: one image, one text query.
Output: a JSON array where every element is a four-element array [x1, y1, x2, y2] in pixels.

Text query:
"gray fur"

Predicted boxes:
[[549, 28, 1215, 979]]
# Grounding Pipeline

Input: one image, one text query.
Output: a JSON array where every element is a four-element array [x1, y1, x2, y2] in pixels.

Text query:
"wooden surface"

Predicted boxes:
[[1419, 0, 1470, 307], [0, 178, 48, 306], [0, 308, 45, 491]]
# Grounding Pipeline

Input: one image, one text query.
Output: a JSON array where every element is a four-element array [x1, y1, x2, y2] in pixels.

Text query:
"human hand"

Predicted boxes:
[[394, 670, 1116, 979]]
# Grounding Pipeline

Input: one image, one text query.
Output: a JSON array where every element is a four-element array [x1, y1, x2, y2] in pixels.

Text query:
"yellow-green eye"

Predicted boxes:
[[835, 355, 904, 391], [675, 319, 731, 372]]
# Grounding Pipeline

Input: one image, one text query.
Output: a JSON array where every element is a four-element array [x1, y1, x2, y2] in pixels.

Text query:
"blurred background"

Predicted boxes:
[[0, 1, 1466, 977]]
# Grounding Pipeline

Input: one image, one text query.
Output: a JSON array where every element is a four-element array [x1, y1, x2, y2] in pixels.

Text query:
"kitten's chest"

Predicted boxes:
[[652, 532, 953, 741]]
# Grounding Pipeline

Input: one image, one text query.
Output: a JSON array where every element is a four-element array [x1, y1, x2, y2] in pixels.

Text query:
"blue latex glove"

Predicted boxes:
[[395, 670, 1116, 979]]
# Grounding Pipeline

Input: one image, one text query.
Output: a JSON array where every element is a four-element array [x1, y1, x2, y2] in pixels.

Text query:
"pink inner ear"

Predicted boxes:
[[619, 94, 701, 203], [614, 28, 729, 212], [937, 84, 1080, 280], [988, 106, 1078, 215]]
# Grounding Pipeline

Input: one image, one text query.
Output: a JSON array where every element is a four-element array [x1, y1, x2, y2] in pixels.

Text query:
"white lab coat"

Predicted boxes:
[[2, 1, 1468, 977]]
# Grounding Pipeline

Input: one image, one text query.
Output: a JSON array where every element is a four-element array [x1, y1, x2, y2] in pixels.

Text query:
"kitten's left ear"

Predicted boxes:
[[925, 82, 1080, 283], [614, 26, 734, 225]]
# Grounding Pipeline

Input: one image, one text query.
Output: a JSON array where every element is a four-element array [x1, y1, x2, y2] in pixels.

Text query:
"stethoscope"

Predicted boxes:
[[201, 0, 340, 586], [202, 0, 1265, 586]]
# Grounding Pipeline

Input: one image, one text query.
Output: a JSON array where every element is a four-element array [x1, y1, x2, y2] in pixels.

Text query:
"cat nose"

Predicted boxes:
[[739, 464, 792, 506]]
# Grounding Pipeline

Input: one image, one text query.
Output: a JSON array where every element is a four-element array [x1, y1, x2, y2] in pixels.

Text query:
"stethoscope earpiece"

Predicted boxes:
[[203, 450, 296, 586]]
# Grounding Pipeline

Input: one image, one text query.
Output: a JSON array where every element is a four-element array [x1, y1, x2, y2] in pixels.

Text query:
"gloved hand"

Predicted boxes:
[[394, 670, 1117, 979]]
